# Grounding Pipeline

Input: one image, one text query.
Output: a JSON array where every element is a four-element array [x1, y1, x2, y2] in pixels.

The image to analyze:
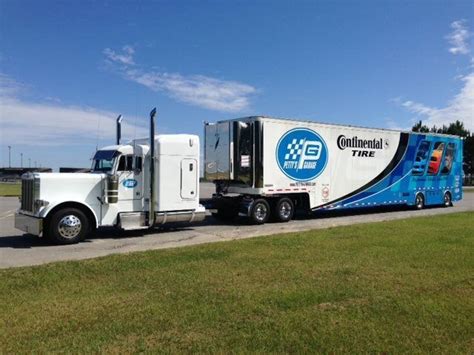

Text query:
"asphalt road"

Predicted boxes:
[[1, 185, 473, 269]]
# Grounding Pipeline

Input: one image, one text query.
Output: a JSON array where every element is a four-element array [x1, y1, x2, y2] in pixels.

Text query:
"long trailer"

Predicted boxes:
[[204, 116, 463, 223]]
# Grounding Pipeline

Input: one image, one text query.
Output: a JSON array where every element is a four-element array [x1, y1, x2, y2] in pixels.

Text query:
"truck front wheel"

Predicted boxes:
[[46, 208, 90, 244]]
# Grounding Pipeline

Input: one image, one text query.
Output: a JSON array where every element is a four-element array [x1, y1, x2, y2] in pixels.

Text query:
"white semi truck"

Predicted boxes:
[[15, 108, 205, 244]]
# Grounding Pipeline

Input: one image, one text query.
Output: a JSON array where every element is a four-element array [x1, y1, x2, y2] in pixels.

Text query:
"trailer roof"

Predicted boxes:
[[209, 116, 462, 139]]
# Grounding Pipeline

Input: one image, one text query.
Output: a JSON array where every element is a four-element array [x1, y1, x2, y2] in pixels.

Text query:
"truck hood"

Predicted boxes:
[[36, 172, 106, 188], [36, 173, 106, 215]]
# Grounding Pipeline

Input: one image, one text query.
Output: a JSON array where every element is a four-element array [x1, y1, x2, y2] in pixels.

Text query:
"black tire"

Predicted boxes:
[[250, 199, 270, 224], [46, 208, 90, 244], [443, 191, 452, 207], [415, 193, 425, 210], [273, 197, 294, 222]]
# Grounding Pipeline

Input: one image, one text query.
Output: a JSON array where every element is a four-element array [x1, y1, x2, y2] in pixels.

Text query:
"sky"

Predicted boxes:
[[0, 0, 473, 170]]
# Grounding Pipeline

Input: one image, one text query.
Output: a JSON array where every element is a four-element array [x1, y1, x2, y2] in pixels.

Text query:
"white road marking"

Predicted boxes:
[[0, 210, 15, 219]]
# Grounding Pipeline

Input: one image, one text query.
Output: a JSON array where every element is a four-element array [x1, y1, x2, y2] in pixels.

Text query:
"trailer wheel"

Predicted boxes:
[[443, 191, 452, 207], [415, 193, 425, 210], [250, 199, 270, 224], [46, 208, 89, 244], [273, 197, 294, 222]]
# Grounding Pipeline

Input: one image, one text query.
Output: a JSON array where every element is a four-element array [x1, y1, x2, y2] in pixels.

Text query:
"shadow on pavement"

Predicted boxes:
[[0, 204, 450, 249], [0, 234, 55, 249]]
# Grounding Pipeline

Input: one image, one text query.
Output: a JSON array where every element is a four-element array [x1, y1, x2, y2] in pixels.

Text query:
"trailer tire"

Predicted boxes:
[[443, 191, 452, 207], [273, 197, 294, 222], [415, 193, 425, 210], [250, 199, 270, 224], [46, 208, 90, 244]]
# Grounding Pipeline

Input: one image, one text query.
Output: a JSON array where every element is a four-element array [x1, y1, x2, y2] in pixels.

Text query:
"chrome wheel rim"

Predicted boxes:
[[254, 203, 268, 222], [416, 195, 423, 209], [444, 193, 451, 206], [58, 215, 82, 239], [279, 201, 292, 219]]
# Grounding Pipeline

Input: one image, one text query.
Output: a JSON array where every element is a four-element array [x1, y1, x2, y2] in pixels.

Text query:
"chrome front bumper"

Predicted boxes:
[[14, 213, 43, 236]]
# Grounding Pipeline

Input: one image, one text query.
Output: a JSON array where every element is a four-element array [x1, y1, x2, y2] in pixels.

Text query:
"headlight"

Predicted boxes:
[[34, 199, 49, 211]]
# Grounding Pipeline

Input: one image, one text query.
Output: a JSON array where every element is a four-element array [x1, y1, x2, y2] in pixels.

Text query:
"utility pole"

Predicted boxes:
[[28, 158, 31, 168], [34, 161, 37, 168], [8, 146, 11, 168], [20, 153, 23, 168]]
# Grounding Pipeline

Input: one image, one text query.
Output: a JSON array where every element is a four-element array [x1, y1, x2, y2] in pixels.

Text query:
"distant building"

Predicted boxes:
[[0, 168, 53, 182], [59, 167, 91, 173]]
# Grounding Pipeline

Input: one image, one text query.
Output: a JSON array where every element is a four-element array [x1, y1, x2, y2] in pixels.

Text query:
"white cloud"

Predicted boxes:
[[0, 74, 147, 146], [103, 45, 136, 65], [401, 100, 438, 116], [0, 73, 27, 97], [385, 117, 408, 131], [104, 47, 257, 112], [125, 69, 256, 112], [401, 73, 474, 131], [447, 20, 470, 55], [397, 21, 474, 132]]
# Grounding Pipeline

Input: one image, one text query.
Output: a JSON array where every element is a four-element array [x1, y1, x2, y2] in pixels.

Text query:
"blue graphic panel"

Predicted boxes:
[[314, 133, 463, 210]]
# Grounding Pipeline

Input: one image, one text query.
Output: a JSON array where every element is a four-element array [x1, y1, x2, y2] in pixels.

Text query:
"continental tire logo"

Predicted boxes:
[[337, 135, 386, 150], [276, 128, 328, 181]]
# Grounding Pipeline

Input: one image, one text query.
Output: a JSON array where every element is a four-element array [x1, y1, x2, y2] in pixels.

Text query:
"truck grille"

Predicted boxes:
[[21, 177, 36, 212]]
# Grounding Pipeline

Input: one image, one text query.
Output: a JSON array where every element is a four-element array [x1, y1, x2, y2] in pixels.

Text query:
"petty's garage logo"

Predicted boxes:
[[276, 128, 328, 181], [122, 179, 138, 188]]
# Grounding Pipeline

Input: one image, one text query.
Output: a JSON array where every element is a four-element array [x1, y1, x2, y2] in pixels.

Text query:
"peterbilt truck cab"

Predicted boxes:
[[15, 108, 205, 244]]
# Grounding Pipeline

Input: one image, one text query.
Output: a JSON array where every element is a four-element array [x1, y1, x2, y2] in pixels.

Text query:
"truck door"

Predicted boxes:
[[181, 158, 198, 199], [116, 154, 144, 210]]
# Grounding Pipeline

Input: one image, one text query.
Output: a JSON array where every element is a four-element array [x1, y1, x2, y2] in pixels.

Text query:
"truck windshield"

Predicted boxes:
[[92, 150, 119, 172]]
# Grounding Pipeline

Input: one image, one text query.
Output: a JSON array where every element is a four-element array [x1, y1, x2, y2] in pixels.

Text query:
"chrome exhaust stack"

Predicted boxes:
[[149, 107, 157, 227], [116, 114, 123, 145]]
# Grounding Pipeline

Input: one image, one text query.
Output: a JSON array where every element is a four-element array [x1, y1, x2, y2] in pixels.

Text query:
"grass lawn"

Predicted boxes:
[[0, 182, 20, 196], [1, 212, 473, 353]]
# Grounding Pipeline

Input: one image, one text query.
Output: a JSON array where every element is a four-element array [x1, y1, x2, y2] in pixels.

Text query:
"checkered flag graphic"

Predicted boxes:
[[285, 138, 305, 160]]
